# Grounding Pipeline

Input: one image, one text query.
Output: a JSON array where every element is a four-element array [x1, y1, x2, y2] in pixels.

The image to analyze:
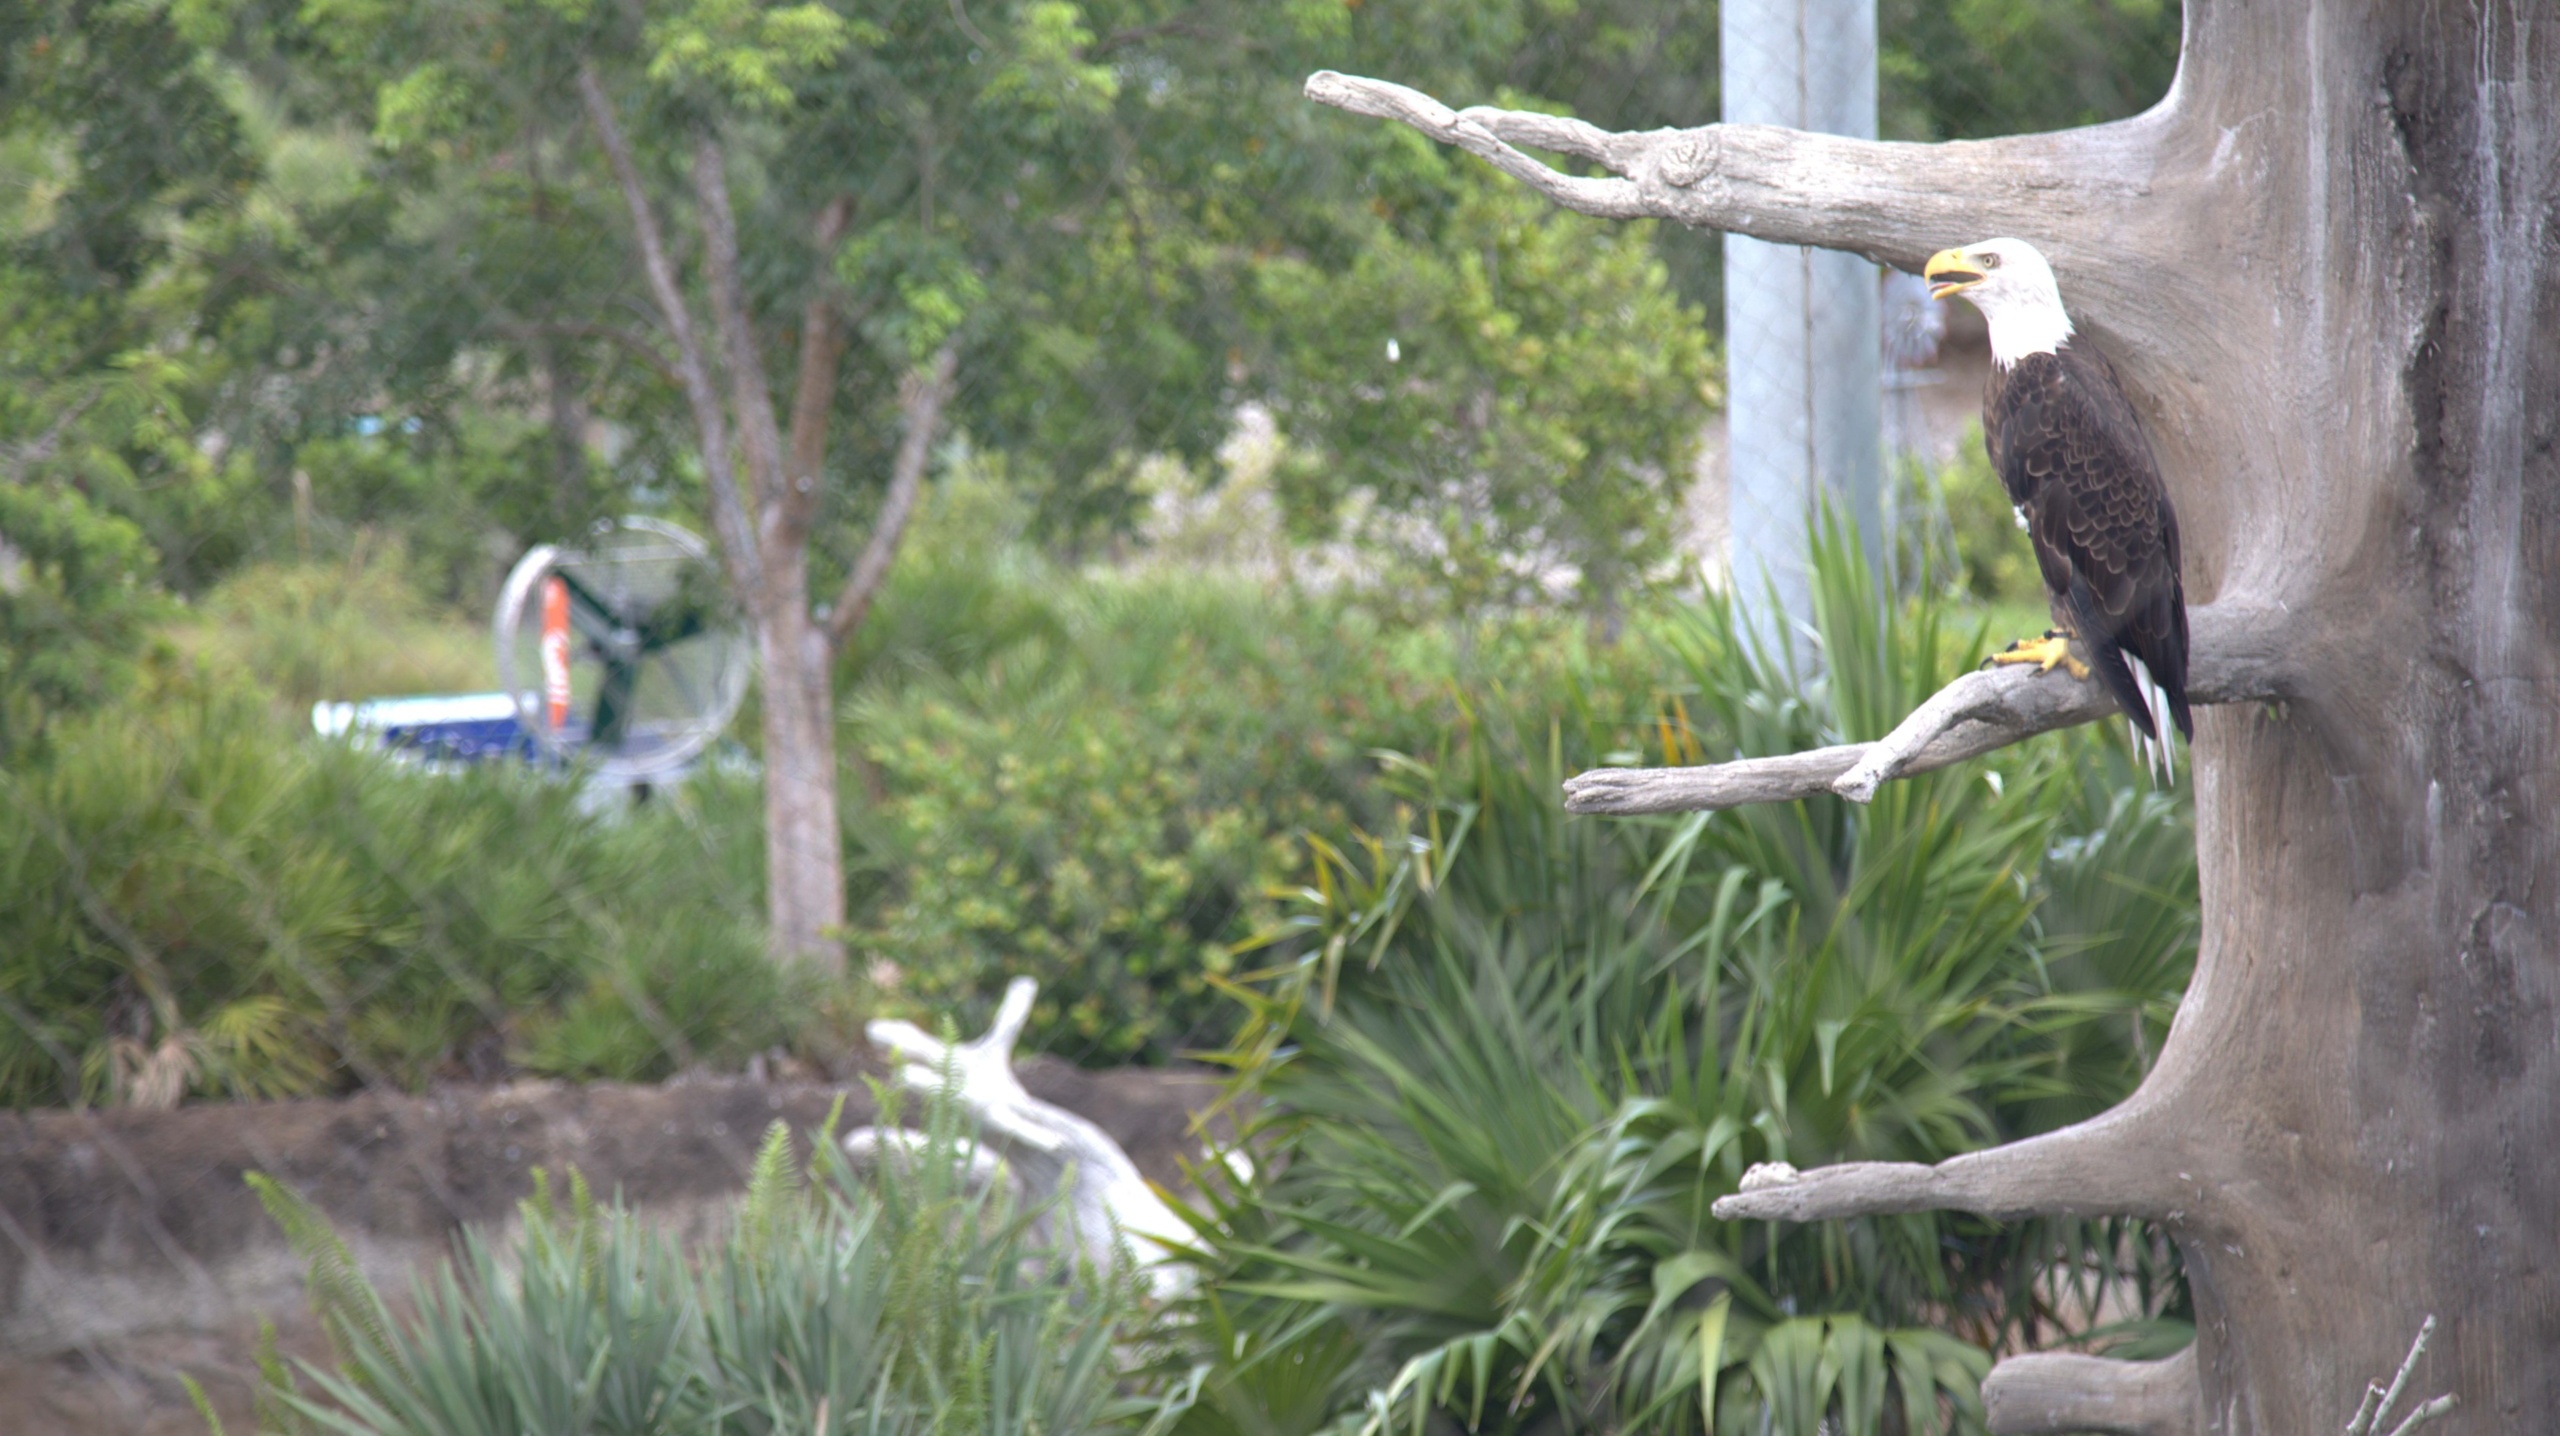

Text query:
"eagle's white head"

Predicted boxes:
[[1923, 237, 2073, 370]]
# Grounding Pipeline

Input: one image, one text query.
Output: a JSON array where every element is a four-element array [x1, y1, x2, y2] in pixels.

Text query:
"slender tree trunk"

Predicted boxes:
[[1315, 0, 2558, 1427], [755, 568, 847, 972]]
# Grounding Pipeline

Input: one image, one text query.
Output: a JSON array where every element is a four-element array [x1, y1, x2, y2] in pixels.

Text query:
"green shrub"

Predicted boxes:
[[0, 431, 167, 758], [1175, 521, 2196, 1435], [844, 557, 1460, 1065], [228, 1098, 1176, 1436], [170, 544, 491, 714], [0, 688, 782, 1106]]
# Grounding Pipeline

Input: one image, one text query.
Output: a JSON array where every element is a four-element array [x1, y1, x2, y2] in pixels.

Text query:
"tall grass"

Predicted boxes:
[[223, 1092, 1175, 1436], [1175, 522, 2196, 1435]]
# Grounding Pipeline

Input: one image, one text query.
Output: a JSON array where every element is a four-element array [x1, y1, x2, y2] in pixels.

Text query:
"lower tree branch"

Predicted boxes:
[[1302, 71, 2155, 272], [1566, 600, 2290, 816], [1710, 1104, 2190, 1224], [2, 387, 100, 485], [1982, 1347, 2197, 1436], [823, 341, 960, 654]]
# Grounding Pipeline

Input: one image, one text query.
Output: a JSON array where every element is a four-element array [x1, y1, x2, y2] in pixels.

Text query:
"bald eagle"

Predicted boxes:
[[1924, 238, 2192, 781]]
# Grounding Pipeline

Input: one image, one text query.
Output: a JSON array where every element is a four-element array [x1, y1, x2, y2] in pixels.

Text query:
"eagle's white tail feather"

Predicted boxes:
[[2125, 653, 2178, 786]]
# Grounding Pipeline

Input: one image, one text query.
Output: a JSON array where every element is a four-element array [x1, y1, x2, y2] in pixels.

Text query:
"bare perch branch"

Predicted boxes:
[[1982, 1347, 2197, 1436], [1303, 70, 2154, 271], [1566, 600, 2290, 816], [577, 63, 762, 599], [1711, 1104, 2192, 1223], [824, 341, 960, 653]]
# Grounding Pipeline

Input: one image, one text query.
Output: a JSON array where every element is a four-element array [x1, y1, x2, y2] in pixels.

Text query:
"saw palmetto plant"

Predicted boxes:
[[1180, 525, 2196, 1435], [222, 1090, 1179, 1436]]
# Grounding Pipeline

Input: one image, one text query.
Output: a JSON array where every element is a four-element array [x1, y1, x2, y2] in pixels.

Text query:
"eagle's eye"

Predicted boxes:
[[1979, 252, 2003, 269]]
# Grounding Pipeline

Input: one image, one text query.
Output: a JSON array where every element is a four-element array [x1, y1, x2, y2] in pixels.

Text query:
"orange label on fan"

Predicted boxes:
[[540, 576, 571, 730]]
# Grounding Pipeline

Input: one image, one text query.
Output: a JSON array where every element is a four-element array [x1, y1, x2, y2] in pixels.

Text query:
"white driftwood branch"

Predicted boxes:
[[1567, 600, 2290, 816], [1302, 71, 2153, 272], [856, 978, 1192, 1296], [1711, 1106, 2187, 1224], [1982, 1347, 2197, 1436]]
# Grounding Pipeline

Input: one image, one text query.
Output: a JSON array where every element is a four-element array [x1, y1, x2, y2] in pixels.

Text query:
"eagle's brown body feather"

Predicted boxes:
[[1983, 338, 2193, 741]]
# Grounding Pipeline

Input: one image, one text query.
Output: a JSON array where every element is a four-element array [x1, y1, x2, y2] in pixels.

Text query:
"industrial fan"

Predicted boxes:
[[489, 516, 750, 785]]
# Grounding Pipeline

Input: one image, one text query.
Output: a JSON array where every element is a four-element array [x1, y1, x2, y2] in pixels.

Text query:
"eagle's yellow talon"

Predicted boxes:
[[1991, 633, 2090, 680]]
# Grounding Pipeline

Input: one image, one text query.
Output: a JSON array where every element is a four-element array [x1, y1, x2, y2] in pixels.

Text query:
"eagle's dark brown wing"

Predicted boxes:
[[1989, 342, 2192, 742]]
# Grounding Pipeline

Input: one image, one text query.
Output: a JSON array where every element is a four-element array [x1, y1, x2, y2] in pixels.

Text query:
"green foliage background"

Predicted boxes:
[[2, 3, 2191, 1425]]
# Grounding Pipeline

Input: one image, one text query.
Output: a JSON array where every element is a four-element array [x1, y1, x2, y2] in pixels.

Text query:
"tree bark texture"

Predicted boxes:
[[753, 573, 847, 971], [1318, 2, 2555, 1430]]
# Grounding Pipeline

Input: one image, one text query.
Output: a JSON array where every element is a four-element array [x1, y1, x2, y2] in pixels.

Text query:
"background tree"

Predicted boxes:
[[264, 0, 1188, 970], [0, 2, 267, 753], [5, 0, 2198, 1037], [183, 0, 1738, 966], [1313, 0, 2554, 1428]]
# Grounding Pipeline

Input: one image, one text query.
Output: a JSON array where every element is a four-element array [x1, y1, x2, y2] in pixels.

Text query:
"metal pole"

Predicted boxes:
[[1721, 0, 1880, 663]]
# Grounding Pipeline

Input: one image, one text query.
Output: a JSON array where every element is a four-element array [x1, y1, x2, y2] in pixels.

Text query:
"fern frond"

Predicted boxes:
[[246, 1171, 400, 1384], [738, 1119, 799, 1268]]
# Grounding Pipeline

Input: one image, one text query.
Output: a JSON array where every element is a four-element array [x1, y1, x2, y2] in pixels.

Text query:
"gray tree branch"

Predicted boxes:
[[1710, 1102, 2194, 1224], [1302, 70, 2156, 271], [689, 138, 795, 575], [824, 341, 960, 654], [1982, 1347, 2197, 1436], [783, 194, 856, 546], [576, 64, 762, 600], [1565, 600, 2291, 816], [1, 387, 100, 486]]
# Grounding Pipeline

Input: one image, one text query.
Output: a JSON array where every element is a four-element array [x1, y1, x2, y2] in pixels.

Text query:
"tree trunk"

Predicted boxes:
[[2138, 5, 2559, 1429], [755, 571, 846, 975], [1315, 0, 2557, 1428]]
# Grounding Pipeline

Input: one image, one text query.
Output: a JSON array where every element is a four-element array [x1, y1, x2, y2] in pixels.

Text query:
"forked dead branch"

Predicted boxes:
[[1302, 70, 2161, 277]]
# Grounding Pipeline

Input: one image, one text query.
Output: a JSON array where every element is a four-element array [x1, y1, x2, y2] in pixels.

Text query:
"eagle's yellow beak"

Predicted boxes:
[[1924, 248, 1984, 301]]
